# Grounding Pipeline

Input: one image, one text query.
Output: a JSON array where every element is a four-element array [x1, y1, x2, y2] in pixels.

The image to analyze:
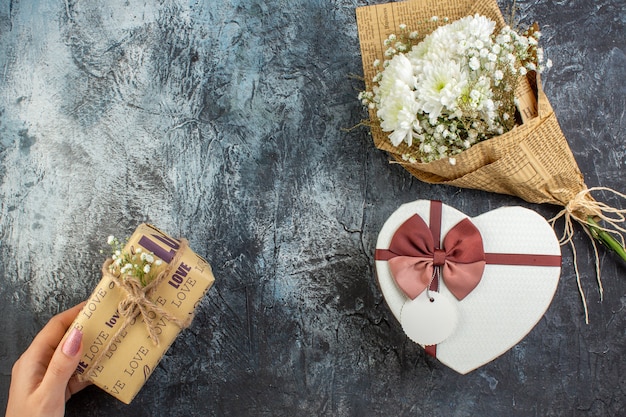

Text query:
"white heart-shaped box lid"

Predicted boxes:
[[375, 200, 561, 374]]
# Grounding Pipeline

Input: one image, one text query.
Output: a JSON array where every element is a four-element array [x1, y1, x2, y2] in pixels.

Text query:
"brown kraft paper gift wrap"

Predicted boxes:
[[65, 224, 215, 404], [356, 0, 592, 220]]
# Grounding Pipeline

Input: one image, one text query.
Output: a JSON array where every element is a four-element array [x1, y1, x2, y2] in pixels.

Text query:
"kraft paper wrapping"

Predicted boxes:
[[66, 224, 215, 404], [356, 0, 590, 219]]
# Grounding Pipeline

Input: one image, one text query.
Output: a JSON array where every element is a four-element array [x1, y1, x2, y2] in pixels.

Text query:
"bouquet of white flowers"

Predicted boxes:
[[356, 0, 626, 322], [359, 14, 546, 164]]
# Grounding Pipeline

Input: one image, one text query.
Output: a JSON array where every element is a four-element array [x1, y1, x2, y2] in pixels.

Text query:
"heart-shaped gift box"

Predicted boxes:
[[375, 200, 562, 374]]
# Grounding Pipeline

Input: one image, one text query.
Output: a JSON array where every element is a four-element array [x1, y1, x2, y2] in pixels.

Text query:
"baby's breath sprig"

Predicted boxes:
[[105, 235, 163, 286]]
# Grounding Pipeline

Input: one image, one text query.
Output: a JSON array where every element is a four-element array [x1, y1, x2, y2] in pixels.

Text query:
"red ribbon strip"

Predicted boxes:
[[375, 201, 561, 357]]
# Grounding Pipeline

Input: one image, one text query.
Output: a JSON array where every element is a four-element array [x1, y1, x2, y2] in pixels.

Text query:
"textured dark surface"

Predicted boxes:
[[0, 0, 624, 416]]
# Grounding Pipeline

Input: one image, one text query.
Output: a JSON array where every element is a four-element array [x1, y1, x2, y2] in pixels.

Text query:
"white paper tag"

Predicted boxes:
[[400, 291, 458, 346]]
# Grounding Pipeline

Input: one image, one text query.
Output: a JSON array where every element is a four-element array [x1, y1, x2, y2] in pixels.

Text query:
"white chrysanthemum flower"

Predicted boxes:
[[416, 60, 467, 122], [463, 13, 496, 41], [377, 81, 420, 146], [422, 29, 459, 63], [376, 54, 415, 100]]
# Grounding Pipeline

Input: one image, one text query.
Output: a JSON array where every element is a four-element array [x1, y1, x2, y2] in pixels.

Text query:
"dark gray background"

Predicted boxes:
[[1, 0, 624, 416]]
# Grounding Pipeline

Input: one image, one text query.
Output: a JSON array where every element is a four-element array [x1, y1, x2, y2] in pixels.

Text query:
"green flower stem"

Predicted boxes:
[[587, 216, 626, 262]]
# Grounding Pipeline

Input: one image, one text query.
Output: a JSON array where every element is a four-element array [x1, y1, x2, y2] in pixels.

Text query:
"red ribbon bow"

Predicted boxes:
[[380, 214, 486, 300]]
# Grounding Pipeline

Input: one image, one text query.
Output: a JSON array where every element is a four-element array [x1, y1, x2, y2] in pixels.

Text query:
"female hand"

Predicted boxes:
[[5, 302, 91, 417]]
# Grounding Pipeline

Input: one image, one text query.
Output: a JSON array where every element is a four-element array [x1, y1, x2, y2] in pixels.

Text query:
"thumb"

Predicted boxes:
[[41, 328, 83, 396]]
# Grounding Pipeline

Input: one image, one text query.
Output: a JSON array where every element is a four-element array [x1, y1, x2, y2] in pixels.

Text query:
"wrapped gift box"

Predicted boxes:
[[66, 224, 215, 403]]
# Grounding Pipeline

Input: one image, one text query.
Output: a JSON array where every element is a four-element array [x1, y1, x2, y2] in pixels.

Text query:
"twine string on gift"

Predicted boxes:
[[549, 187, 626, 324], [77, 239, 194, 383]]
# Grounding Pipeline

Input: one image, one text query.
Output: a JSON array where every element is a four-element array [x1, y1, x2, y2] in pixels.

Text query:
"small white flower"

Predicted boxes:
[[155, 259, 163, 266], [143, 264, 151, 274], [469, 56, 480, 71], [449, 157, 457, 165], [107, 235, 115, 245]]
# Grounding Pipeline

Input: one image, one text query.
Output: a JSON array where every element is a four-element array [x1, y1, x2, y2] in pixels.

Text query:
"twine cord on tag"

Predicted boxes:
[[425, 266, 440, 303], [549, 187, 626, 324], [77, 239, 193, 382]]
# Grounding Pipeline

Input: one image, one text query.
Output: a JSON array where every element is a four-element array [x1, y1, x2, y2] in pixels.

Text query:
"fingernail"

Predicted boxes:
[[62, 328, 83, 357]]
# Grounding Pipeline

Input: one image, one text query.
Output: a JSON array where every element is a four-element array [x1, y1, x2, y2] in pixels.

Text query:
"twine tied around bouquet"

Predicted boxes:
[[549, 187, 626, 324], [77, 239, 194, 382]]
